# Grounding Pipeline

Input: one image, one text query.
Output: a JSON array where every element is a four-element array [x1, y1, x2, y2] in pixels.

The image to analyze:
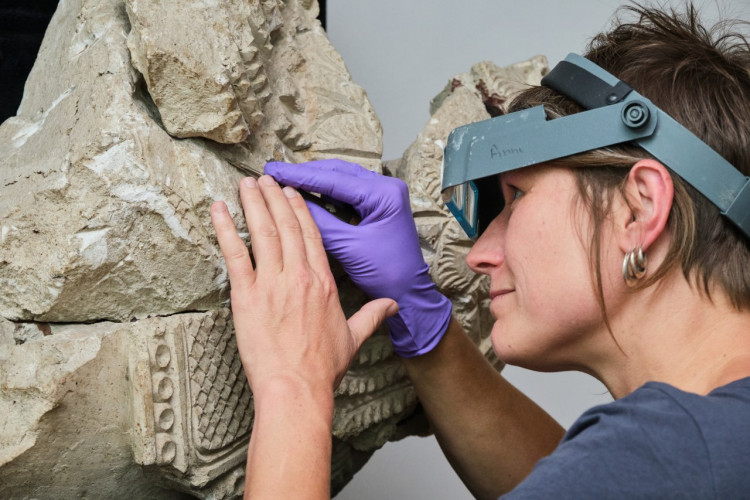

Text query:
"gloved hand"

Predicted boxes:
[[265, 159, 452, 358]]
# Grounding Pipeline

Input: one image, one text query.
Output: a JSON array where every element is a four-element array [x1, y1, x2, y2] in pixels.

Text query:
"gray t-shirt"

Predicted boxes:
[[504, 377, 750, 499]]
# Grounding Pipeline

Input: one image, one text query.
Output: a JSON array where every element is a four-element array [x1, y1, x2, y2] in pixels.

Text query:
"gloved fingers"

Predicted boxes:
[[288, 160, 412, 220], [267, 159, 376, 180], [304, 200, 360, 252], [304, 199, 343, 230], [265, 160, 382, 211], [210, 200, 255, 293], [266, 162, 365, 207]]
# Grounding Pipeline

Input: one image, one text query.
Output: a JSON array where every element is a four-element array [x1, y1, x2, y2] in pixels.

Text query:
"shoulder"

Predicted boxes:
[[503, 377, 750, 499]]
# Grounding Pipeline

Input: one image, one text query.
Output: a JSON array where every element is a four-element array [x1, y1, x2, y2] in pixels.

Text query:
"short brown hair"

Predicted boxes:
[[508, 3, 750, 311]]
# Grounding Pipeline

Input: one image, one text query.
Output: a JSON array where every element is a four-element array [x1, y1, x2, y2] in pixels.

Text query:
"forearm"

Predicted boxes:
[[244, 377, 334, 499], [404, 318, 565, 499]]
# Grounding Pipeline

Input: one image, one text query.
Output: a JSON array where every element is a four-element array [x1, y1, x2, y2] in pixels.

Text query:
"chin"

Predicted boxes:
[[490, 325, 575, 373], [492, 344, 534, 369], [490, 326, 529, 367]]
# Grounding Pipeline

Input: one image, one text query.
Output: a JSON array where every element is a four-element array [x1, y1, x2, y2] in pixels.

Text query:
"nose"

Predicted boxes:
[[465, 215, 505, 275]]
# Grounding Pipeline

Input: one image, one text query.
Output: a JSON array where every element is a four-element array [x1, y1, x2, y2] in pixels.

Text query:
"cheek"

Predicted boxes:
[[489, 261, 602, 359], [489, 290, 603, 367]]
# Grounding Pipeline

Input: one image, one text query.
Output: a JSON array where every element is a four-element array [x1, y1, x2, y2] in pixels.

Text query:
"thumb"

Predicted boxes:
[[305, 199, 346, 233], [306, 201, 361, 256], [347, 298, 399, 350]]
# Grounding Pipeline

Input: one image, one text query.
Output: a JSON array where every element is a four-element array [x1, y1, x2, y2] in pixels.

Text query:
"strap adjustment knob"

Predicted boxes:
[[622, 101, 650, 128]]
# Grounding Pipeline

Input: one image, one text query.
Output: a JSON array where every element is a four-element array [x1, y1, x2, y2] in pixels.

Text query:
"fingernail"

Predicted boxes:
[[243, 177, 257, 188], [283, 186, 297, 198], [386, 301, 400, 316], [211, 201, 228, 213], [259, 175, 276, 186]]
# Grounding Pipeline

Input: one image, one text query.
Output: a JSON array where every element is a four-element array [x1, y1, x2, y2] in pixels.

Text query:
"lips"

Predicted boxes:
[[489, 288, 514, 300]]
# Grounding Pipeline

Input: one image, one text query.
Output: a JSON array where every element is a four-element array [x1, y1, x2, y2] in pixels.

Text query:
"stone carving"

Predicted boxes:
[[129, 310, 253, 492], [0, 0, 547, 494], [0, 0, 381, 324]]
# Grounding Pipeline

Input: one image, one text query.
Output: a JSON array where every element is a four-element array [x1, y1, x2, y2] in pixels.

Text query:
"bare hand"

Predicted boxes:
[[210, 175, 398, 397]]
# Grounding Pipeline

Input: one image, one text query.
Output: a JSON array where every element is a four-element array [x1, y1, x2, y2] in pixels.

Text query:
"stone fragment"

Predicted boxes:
[[0, 310, 419, 498], [0, 320, 187, 499], [125, 0, 382, 158], [0, 0, 548, 493], [0, 0, 382, 323]]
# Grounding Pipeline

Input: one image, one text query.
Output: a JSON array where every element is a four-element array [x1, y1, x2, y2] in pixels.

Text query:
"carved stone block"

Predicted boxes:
[[0, 310, 420, 498], [0, 0, 381, 323], [0, 0, 547, 494]]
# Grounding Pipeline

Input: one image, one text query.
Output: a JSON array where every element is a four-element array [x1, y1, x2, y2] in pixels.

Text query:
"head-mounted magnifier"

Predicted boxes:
[[441, 53, 750, 241]]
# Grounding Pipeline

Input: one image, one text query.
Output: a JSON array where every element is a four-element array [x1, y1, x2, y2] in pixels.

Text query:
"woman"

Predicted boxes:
[[211, 4, 750, 498]]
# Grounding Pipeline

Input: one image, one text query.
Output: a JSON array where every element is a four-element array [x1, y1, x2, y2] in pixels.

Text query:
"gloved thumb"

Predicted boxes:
[[304, 199, 361, 257], [347, 298, 399, 351], [304, 199, 352, 232]]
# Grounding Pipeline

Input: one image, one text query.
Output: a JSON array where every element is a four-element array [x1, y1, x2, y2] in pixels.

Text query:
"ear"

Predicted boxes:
[[617, 159, 674, 253]]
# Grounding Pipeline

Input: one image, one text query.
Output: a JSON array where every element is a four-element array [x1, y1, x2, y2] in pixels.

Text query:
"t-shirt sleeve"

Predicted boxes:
[[501, 386, 715, 499]]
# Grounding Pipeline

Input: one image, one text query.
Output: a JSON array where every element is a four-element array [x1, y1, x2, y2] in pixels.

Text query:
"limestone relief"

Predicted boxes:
[[0, 0, 545, 496]]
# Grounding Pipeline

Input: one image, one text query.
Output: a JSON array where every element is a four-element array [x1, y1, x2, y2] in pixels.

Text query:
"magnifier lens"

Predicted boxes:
[[445, 181, 479, 240]]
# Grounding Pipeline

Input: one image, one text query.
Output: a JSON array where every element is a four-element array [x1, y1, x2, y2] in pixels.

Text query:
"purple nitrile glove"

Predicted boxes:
[[265, 159, 452, 358]]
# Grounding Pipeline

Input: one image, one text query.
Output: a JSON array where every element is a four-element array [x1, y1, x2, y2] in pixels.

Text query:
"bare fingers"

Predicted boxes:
[[215, 175, 336, 304], [280, 185, 331, 278], [210, 200, 255, 293], [242, 175, 315, 277]]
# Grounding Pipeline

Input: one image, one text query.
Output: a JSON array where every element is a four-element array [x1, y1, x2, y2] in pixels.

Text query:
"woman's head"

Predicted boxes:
[[467, 164, 618, 371], [507, 3, 750, 311]]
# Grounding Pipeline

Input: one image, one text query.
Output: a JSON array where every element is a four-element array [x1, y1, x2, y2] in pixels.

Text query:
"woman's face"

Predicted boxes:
[[466, 166, 614, 371]]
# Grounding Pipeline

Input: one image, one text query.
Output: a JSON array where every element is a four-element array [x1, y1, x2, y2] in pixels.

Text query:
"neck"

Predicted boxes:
[[590, 272, 750, 399]]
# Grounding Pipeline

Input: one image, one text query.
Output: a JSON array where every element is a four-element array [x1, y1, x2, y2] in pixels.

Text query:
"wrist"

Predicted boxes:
[[387, 288, 452, 358], [245, 373, 334, 499], [252, 373, 335, 425]]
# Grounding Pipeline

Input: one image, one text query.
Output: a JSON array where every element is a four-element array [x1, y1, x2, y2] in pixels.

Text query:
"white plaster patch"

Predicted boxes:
[[213, 261, 228, 288], [69, 17, 114, 57], [85, 141, 148, 185], [412, 196, 435, 210], [74, 228, 111, 267], [75, 228, 111, 252], [215, 73, 230, 87], [12, 87, 75, 148], [1, 226, 13, 244], [46, 274, 65, 300]]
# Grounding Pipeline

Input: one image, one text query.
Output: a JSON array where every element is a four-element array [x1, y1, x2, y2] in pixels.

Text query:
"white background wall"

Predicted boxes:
[[327, 1, 750, 498]]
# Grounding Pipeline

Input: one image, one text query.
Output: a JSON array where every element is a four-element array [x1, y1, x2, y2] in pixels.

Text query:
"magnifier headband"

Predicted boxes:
[[441, 53, 750, 241]]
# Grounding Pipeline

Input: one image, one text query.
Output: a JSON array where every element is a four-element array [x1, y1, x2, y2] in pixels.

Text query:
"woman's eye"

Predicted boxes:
[[511, 187, 523, 201]]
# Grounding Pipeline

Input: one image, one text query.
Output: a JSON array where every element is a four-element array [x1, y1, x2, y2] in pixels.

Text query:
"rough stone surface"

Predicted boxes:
[[1, 311, 416, 498], [0, 320, 187, 499], [0, 0, 547, 494], [0, 0, 381, 324]]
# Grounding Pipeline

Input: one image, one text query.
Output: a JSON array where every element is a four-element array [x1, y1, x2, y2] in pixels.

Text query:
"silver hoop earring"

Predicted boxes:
[[622, 247, 647, 286]]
